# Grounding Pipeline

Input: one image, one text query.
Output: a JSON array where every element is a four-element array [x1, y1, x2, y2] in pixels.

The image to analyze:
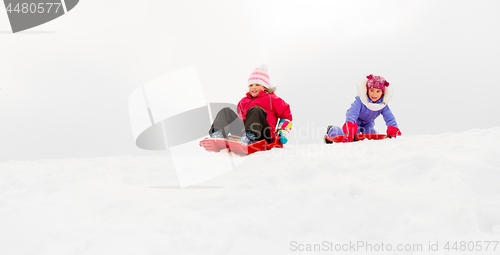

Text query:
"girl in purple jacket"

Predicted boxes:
[[325, 74, 401, 143]]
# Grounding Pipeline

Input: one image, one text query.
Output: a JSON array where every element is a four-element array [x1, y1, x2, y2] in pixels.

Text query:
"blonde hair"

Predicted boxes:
[[266, 86, 277, 93], [248, 83, 277, 93]]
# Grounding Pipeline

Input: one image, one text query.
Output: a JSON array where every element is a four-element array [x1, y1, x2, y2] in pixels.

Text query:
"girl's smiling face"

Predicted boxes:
[[368, 88, 383, 102], [248, 83, 264, 97]]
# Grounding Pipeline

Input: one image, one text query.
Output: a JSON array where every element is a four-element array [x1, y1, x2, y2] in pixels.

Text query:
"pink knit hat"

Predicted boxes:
[[366, 74, 389, 93], [248, 65, 270, 88]]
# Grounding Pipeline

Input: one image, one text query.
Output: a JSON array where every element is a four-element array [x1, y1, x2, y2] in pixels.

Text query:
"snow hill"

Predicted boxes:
[[1, 128, 500, 255]]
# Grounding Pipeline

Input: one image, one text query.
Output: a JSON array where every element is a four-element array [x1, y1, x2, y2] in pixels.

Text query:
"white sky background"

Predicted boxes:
[[0, 0, 499, 161]]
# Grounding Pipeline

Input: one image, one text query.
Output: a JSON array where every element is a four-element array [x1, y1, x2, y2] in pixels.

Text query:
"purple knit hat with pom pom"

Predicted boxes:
[[366, 74, 389, 93]]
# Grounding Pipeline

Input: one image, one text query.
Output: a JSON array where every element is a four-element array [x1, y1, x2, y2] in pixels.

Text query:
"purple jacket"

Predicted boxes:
[[346, 95, 398, 128], [344, 77, 399, 133]]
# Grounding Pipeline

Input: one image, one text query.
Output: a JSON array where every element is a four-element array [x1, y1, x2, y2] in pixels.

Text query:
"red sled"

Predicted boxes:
[[199, 136, 283, 156], [325, 134, 388, 143]]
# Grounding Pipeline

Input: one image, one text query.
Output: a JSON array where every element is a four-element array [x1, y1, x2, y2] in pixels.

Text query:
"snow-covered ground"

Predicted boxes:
[[1, 128, 500, 255]]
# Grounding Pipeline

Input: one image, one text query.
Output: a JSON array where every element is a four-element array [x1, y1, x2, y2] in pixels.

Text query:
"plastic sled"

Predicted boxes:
[[325, 134, 388, 143], [199, 135, 283, 156]]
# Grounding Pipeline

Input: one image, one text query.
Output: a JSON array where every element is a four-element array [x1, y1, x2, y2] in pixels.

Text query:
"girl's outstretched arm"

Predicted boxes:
[[273, 96, 292, 121], [381, 105, 398, 128], [345, 96, 362, 123], [381, 105, 401, 138]]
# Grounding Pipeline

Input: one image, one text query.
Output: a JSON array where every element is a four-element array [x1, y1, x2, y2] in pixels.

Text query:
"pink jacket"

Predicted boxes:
[[237, 90, 293, 138]]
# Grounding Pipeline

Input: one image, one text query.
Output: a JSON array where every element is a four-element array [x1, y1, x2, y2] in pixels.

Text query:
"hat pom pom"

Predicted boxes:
[[259, 64, 269, 71], [366, 74, 374, 80], [384, 81, 389, 87]]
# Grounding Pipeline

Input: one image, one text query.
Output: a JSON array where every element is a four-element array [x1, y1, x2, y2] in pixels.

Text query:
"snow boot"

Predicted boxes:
[[210, 130, 224, 139], [324, 125, 333, 144], [239, 131, 256, 145]]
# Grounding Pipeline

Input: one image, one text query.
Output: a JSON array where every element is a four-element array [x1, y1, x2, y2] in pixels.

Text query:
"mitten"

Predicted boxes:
[[278, 130, 289, 144], [342, 122, 358, 143], [277, 119, 292, 144], [386, 126, 401, 138]]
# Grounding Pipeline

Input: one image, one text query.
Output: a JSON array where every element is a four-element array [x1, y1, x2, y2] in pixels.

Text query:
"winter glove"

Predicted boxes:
[[278, 130, 289, 144], [342, 122, 358, 143], [386, 126, 401, 138], [277, 119, 293, 144]]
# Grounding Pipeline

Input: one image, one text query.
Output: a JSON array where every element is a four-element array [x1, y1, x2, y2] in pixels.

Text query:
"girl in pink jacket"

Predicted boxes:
[[208, 65, 293, 145]]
